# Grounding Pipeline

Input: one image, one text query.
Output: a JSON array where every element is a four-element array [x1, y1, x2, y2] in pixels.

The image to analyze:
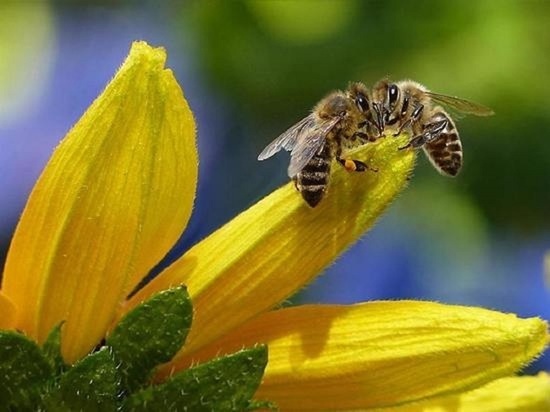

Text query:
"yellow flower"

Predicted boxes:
[[0, 41, 547, 410]]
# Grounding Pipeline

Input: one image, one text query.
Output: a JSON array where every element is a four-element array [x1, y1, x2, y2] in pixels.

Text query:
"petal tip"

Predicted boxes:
[[129, 40, 167, 70]]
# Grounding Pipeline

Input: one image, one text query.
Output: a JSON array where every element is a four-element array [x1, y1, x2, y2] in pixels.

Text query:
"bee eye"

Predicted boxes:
[[356, 95, 370, 112], [388, 85, 399, 106]]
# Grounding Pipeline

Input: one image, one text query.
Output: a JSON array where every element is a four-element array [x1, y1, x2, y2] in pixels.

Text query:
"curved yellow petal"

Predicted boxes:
[[2, 41, 197, 362], [158, 301, 548, 411], [0, 292, 16, 329], [125, 135, 415, 358], [391, 373, 550, 412]]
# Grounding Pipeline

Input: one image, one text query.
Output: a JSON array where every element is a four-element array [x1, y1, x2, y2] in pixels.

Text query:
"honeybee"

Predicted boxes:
[[258, 82, 379, 207], [371, 79, 494, 176]]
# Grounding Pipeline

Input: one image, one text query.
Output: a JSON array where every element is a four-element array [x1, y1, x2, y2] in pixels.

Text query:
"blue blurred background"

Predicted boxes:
[[1, 1, 549, 371]]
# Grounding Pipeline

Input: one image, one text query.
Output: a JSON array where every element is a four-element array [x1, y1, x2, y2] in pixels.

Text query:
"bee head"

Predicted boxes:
[[372, 78, 402, 127]]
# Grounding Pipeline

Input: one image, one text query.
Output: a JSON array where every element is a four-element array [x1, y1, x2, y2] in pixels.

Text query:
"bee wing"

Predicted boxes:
[[287, 116, 340, 177], [425, 92, 494, 116], [257, 115, 317, 161]]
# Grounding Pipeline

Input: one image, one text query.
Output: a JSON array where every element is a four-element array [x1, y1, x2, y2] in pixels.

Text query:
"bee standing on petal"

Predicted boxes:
[[257, 82, 380, 208], [371, 79, 494, 177]]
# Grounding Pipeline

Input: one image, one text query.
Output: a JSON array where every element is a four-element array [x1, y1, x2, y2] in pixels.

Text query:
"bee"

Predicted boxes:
[[258, 82, 379, 207], [371, 79, 494, 176]]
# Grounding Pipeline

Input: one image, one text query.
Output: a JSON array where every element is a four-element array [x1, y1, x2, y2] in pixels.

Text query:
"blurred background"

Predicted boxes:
[[1, 1, 549, 371]]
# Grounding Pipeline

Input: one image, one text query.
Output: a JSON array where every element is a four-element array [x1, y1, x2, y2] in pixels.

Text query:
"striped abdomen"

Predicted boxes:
[[423, 112, 463, 176], [295, 143, 332, 207]]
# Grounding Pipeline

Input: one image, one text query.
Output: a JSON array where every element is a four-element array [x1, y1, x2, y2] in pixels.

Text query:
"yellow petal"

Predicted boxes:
[[2, 41, 197, 362], [0, 292, 16, 329], [158, 301, 548, 411], [391, 373, 550, 412], [125, 135, 415, 358]]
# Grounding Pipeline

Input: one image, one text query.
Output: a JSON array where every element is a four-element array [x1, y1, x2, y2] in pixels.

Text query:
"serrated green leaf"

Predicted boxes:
[[43, 348, 118, 411], [0, 331, 52, 409], [42, 322, 66, 375], [107, 285, 193, 393], [124, 345, 269, 412]]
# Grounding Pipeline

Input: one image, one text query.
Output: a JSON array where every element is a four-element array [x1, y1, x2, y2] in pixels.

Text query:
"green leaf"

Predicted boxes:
[[107, 285, 193, 393], [42, 322, 66, 375], [0, 331, 52, 409], [124, 345, 269, 412], [43, 348, 118, 411]]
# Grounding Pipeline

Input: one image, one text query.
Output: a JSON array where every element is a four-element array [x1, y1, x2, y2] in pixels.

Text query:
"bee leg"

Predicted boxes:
[[337, 158, 378, 173], [355, 160, 378, 172], [393, 94, 411, 136], [337, 158, 361, 172], [393, 119, 412, 137], [423, 119, 448, 143], [292, 176, 299, 190], [372, 102, 386, 137], [336, 146, 377, 172], [393, 104, 424, 137], [398, 118, 447, 150], [398, 135, 425, 150]]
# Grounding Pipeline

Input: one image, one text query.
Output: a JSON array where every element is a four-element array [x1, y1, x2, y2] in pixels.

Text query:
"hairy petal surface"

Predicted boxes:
[[2, 41, 197, 362], [125, 136, 415, 359], [159, 301, 548, 411]]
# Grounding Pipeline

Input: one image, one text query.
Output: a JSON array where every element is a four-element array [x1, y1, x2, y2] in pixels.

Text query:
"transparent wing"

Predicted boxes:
[[287, 133, 326, 178], [257, 115, 316, 160], [287, 116, 340, 177], [426, 92, 494, 116]]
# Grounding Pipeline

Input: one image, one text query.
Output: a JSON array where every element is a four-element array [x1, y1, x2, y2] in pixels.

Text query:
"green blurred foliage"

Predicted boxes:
[[0, 3, 55, 125], [181, 0, 550, 231]]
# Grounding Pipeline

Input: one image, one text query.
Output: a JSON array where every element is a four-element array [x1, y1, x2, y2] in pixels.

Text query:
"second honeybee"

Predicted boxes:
[[371, 79, 494, 176]]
